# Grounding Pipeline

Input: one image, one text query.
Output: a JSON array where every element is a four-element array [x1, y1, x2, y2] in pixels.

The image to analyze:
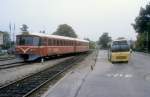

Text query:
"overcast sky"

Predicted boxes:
[[0, 0, 149, 41]]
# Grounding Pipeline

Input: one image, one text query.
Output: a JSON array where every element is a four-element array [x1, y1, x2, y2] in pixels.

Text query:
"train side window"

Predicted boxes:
[[55, 39, 58, 46], [51, 39, 53, 46], [41, 38, 47, 46], [72, 41, 74, 46], [69, 41, 71, 46], [45, 38, 48, 46], [66, 41, 68, 46], [40, 38, 43, 46], [71, 41, 72, 46], [64, 40, 66, 46], [48, 39, 51, 46], [68, 41, 70, 46], [64, 40, 65, 46], [57, 40, 59, 46], [62, 40, 64, 46], [58, 40, 60, 46], [66, 40, 68, 46], [73, 41, 74, 46], [55, 39, 57, 46], [52, 39, 54, 46], [60, 40, 62, 46], [61, 40, 63, 46], [72, 41, 73, 46], [59, 40, 61, 46], [56, 40, 58, 46], [53, 39, 56, 46], [67, 41, 69, 46], [63, 40, 65, 46]]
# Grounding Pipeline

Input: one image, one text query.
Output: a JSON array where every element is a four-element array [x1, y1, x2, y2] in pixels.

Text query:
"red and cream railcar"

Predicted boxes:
[[15, 32, 89, 61]]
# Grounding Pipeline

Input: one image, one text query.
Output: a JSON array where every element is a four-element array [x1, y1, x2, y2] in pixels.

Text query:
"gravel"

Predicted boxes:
[[0, 57, 73, 86]]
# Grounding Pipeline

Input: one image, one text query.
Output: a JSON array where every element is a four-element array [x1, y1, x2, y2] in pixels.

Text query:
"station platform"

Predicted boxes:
[[43, 50, 114, 97]]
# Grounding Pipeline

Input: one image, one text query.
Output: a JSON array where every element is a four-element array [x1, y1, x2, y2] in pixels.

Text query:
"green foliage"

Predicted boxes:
[[132, 3, 150, 51], [53, 24, 78, 38], [136, 33, 146, 50], [98, 32, 111, 49], [84, 38, 96, 49], [20, 24, 29, 33]]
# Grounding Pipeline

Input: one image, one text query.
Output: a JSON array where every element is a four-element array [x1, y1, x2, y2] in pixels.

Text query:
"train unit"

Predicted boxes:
[[15, 32, 89, 61]]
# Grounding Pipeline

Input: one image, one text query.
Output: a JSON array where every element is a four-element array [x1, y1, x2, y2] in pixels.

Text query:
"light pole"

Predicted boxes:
[[9, 22, 12, 48], [146, 15, 150, 53], [147, 22, 150, 53], [146, 31, 149, 52]]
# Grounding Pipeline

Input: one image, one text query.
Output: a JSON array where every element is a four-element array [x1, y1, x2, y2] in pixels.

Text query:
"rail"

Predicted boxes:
[[0, 53, 89, 97]]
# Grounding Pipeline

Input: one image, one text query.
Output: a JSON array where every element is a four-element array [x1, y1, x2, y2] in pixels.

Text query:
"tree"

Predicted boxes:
[[84, 38, 96, 49], [98, 32, 111, 49], [53, 24, 78, 38], [39, 30, 46, 33], [132, 3, 150, 51], [20, 24, 29, 33]]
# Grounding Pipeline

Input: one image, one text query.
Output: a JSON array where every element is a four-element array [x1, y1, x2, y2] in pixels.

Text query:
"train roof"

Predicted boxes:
[[17, 32, 89, 43]]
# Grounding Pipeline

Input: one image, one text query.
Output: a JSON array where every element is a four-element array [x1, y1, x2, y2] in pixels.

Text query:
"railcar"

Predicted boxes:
[[15, 32, 89, 61]]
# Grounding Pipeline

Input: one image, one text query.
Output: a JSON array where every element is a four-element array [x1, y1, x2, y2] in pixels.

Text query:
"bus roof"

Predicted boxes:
[[113, 38, 128, 42]]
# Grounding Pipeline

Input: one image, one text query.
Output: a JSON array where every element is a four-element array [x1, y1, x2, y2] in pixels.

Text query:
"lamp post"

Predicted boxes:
[[147, 31, 149, 52], [147, 21, 150, 53], [9, 22, 12, 49], [146, 15, 150, 53]]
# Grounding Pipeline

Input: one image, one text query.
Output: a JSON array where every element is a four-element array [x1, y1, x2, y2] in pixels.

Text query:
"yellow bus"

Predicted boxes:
[[108, 39, 131, 63]]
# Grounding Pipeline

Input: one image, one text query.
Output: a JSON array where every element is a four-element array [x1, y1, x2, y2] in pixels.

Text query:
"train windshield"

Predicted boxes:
[[17, 36, 40, 46], [111, 41, 130, 52]]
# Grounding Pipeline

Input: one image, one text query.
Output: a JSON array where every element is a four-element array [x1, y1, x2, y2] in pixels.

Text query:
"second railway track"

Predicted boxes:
[[0, 61, 25, 69], [0, 53, 89, 97]]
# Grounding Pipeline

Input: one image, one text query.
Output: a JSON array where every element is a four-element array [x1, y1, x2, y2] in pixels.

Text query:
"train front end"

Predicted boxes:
[[15, 34, 41, 61]]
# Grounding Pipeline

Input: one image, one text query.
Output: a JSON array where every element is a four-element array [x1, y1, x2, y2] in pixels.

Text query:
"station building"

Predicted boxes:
[[0, 31, 10, 51]]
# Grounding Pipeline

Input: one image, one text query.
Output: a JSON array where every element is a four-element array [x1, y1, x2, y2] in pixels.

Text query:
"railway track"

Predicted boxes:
[[0, 54, 76, 70], [0, 57, 15, 61], [0, 61, 25, 69], [0, 53, 89, 97]]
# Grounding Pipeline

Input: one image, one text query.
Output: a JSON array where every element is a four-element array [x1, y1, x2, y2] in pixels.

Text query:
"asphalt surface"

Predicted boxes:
[[44, 50, 150, 97]]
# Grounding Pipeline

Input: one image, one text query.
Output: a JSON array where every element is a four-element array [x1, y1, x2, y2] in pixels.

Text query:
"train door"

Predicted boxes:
[[39, 37, 48, 56]]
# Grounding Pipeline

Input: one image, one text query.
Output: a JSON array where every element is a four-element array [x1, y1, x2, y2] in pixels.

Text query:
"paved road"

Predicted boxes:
[[45, 50, 150, 97], [77, 50, 150, 97]]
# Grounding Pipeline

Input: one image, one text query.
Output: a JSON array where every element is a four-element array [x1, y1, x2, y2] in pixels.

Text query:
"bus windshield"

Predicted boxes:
[[17, 36, 40, 46], [111, 41, 130, 52]]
